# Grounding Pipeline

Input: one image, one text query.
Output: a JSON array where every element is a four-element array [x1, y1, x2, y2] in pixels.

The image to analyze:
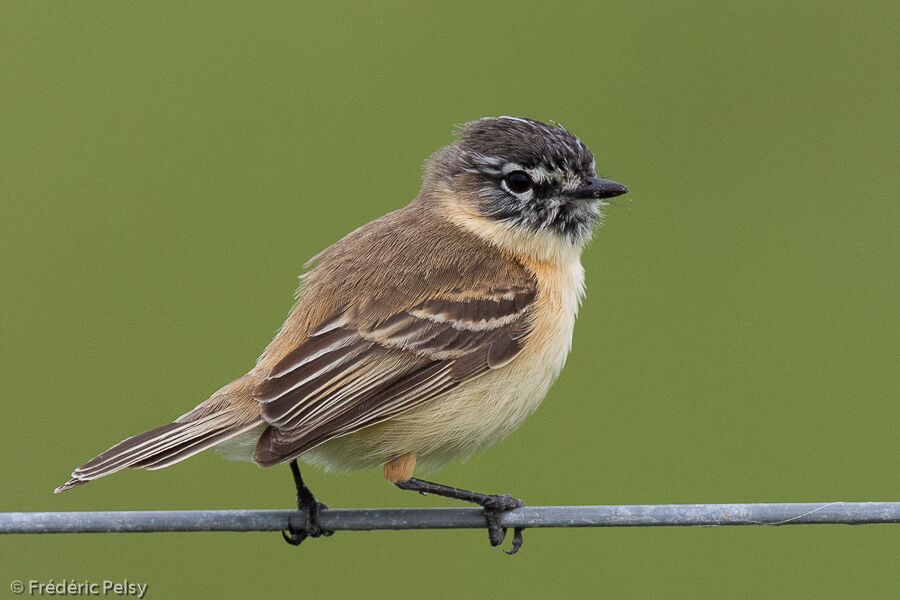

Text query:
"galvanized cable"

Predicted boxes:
[[2, 502, 898, 534]]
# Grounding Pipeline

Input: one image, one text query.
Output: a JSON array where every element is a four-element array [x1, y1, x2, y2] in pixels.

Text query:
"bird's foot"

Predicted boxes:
[[394, 477, 526, 554], [480, 493, 525, 555], [282, 500, 333, 546], [282, 459, 333, 546]]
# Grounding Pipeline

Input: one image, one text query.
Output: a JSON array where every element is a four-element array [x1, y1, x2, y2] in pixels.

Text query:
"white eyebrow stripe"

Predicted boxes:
[[530, 166, 554, 183], [499, 162, 525, 175], [474, 152, 504, 166], [470, 153, 506, 176]]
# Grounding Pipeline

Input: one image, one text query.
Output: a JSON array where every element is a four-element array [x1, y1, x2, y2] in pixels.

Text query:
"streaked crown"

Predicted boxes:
[[424, 116, 627, 244]]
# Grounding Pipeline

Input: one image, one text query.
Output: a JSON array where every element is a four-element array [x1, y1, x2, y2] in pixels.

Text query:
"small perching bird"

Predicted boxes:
[[55, 117, 627, 553]]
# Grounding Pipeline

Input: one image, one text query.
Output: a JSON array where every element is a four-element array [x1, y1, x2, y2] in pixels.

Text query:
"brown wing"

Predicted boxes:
[[252, 285, 536, 466]]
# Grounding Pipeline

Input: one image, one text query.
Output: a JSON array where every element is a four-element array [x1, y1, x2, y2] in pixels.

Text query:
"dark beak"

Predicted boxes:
[[570, 176, 628, 200]]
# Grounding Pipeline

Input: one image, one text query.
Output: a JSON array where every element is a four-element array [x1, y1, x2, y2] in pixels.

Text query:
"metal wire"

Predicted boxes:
[[2, 502, 898, 534]]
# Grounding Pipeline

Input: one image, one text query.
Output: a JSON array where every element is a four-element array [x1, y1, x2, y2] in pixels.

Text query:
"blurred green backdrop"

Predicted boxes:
[[2, 2, 897, 598]]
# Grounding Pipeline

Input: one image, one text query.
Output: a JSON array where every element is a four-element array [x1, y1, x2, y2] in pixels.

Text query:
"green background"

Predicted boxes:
[[2, 2, 897, 598]]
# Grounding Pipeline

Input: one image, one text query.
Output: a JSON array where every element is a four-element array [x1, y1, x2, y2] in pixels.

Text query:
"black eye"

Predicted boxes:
[[504, 171, 533, 194]]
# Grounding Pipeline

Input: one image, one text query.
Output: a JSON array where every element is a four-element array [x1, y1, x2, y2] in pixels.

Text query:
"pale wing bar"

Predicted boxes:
[[253, 286, 536, 466]]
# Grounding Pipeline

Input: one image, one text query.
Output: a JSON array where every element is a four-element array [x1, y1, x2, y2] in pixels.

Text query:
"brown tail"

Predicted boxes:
[[55, 375, 262, 493]]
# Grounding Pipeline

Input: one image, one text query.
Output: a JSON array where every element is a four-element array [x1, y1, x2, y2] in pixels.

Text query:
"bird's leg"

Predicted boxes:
[[395, 477, 525, 554], [282, 459, 333, 546]]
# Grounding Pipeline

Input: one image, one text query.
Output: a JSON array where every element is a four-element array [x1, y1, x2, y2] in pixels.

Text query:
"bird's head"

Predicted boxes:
[[422, 116, 627, 249]]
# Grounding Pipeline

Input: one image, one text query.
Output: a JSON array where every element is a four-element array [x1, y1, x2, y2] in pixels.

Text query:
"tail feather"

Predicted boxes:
[[72, 419, 211, 478], [135, 421, 261, 470], [54, 411, 261, 493]]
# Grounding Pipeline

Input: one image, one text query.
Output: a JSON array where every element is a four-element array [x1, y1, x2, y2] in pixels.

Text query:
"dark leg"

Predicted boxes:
[[282, 459, 333, 546], [395, 477, 525, 554]]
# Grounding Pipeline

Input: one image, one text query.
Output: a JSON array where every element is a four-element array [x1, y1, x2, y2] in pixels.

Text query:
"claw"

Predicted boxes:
[[393, 477, 526, 554], [504, 528, 524, 555], [282, 515, 307, 546], [484, 507, 508, 546], [283, 460, 333, 546], [281, 502, 332, 546], [481, 493, 525, 553]]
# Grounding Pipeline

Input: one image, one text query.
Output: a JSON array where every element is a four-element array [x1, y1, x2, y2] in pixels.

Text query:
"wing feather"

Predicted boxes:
[[253, 285, 537, 465]]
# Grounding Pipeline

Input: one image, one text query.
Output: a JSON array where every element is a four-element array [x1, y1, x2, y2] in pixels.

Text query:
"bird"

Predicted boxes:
[[54, 116, 628, 554]]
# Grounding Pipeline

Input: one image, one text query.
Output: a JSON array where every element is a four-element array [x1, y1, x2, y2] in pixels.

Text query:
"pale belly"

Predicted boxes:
[[300, 260, 584, 476]]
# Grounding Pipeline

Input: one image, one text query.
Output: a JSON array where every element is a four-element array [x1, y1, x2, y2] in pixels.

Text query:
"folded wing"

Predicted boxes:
[[253, 285, 537, 465]]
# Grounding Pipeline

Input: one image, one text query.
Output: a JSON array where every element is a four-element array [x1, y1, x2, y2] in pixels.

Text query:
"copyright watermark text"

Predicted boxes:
[[9, 580, 147, 599]]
